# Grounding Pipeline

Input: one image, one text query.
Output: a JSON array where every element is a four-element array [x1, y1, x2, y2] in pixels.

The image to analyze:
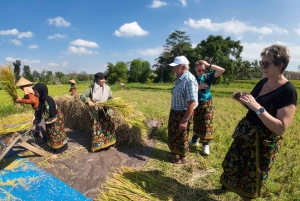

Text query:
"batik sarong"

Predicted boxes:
[[220, 117, 282, 201], [90, 107, 116, 152], [193, 100, 213, 143], [46, 109, 68, 150], [168, 109, 191, 156]]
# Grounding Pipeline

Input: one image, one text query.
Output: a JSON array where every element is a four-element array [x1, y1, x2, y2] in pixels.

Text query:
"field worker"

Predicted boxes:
[[220, 44, 297, 201], [189, 60, 225, 155], [33, 83, 68, 154], [14, 77, 39, 109], [80, 72, 116, 152], [68, 79, 77, 95], [168, 56, 198, 164]]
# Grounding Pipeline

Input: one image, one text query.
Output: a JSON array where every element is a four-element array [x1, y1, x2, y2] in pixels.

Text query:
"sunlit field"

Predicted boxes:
[[1, 80, 299, 200]]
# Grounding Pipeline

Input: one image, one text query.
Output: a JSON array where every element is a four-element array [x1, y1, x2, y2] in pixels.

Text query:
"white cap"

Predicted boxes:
[[169, 56, 190, 66]]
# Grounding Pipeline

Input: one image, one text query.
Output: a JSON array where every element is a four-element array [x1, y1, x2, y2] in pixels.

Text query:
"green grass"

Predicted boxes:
[[1, 80, 300, 200]]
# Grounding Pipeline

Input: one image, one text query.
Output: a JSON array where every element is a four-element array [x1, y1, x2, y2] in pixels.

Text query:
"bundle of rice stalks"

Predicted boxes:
[[0, 111, 33, 135], [99, 97, 149, 143], [54, 95, 149, 146], [54, 94, 92, 133], [98, 167, 177, 201], [0, 65, 18, 99]]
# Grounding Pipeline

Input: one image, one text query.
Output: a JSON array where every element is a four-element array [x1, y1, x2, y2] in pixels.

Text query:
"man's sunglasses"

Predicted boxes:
[[259, 61, 272, 69]]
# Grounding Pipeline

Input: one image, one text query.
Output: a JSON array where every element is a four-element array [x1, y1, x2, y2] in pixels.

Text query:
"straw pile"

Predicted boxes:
[[54, 95, 149, 146], [99, 167, 177, 201], [54, 94, 92, 133], [0, 111, 33, 135], [0, 65, 18, 99]]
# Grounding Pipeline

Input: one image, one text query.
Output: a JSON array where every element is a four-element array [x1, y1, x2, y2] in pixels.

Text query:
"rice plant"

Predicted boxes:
[[0, 65, 18, 100]]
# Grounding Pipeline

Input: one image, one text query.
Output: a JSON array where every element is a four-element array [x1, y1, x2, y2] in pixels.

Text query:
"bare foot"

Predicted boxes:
[[49, 154, 59, 159]]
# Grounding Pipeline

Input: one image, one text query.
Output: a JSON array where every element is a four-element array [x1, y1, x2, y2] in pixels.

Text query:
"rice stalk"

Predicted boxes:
[[0, 65, 18, 99], [0, 111, 33, 135], [98, 97, 150, 139], [98, 167, 177, 201]]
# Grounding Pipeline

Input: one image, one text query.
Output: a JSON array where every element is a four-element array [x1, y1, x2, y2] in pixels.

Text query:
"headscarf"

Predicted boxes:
[[33, 83, 57, 124]]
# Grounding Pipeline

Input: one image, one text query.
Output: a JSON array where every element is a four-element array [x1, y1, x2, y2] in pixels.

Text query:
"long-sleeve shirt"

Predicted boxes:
[[19, 93, 39, 109]]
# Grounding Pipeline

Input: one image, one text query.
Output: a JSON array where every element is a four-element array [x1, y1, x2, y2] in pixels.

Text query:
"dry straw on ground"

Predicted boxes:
[[98, 167, 177, 201], [0, 65, 18, 100], [54, 95, 149, 146], [0, 111, 33, 135]]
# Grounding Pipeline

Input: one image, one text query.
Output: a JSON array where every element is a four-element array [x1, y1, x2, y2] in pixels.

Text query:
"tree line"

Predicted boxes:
[[11, 31, 263, 85]]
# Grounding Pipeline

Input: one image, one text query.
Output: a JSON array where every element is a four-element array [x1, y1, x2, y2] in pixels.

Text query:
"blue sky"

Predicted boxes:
[[1, 0, 300, 74]]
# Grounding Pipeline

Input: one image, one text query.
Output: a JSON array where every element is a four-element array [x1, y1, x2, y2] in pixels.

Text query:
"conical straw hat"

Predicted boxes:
[[69, 79, 76, 84], [16, 77, 34, 87]]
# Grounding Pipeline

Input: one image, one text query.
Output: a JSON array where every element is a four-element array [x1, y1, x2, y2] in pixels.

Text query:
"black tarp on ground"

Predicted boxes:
[[26, 123, 158, 200]]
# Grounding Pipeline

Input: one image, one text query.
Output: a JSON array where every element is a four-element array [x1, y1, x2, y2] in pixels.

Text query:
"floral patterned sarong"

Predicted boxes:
[[46, 109, 68, 149], [90, 107, 116, 152]]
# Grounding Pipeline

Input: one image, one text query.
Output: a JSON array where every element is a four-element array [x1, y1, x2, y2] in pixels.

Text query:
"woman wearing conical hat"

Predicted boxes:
[[68, 79, 77, 95], [14, 77, 39, 109]]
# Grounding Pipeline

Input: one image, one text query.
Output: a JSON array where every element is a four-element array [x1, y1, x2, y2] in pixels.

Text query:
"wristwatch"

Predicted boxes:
[[182, 118, 189, 123], [256, 107, 265, 115]]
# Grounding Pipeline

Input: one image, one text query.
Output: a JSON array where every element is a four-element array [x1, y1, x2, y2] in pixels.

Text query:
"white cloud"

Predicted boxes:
[[47, 62, 59, 66], [179, 0, 187, 7], [9, 39, 22, 46], [5, 57, 40, 64], [5, 57, 19, 62], [29, 45, 38, 49], [294, 24, 300, 35], [48, 16, 71, 27], [48, 34, 67, 40], [241, 42, 300, 64], [67, 46, 98, 54], [149, 0, 167, 8], [138, 47, 163, 55], [184, 18, 288, 35], [18, 31, 34, 38], [70, 39, 99, 48], [23, 59, 41, 64], [114, 21, 149, 37], [0, 28, 19, 35], [61, 62, 68, 67]]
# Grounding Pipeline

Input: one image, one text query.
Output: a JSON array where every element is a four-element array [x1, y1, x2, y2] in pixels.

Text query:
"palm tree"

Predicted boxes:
[[251, 60, 263, 79]]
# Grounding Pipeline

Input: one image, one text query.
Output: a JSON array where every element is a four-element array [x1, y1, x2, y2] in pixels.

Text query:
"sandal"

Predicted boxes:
[[180, 156, 188, 164], [172, 154, 182, 164]]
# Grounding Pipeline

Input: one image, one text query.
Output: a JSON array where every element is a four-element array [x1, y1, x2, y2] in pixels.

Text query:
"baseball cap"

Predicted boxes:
[[169, 56, 190, 66]]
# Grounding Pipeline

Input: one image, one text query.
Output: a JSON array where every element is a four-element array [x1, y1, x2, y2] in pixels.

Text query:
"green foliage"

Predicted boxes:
[[128, 59, 152, 83], [22, 65, 34, 82], [13, 60, 21, 81], [153, 30, 192, 83], [32, 70, 40, 82], [106, 62, 128, 84], [193, 35, 243, 83], [235, 59, 263, 80]]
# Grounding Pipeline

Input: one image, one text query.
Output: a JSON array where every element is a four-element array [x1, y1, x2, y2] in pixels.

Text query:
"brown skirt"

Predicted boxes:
[[167, 109, 191, 156], [193, 100, 213, 142]]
